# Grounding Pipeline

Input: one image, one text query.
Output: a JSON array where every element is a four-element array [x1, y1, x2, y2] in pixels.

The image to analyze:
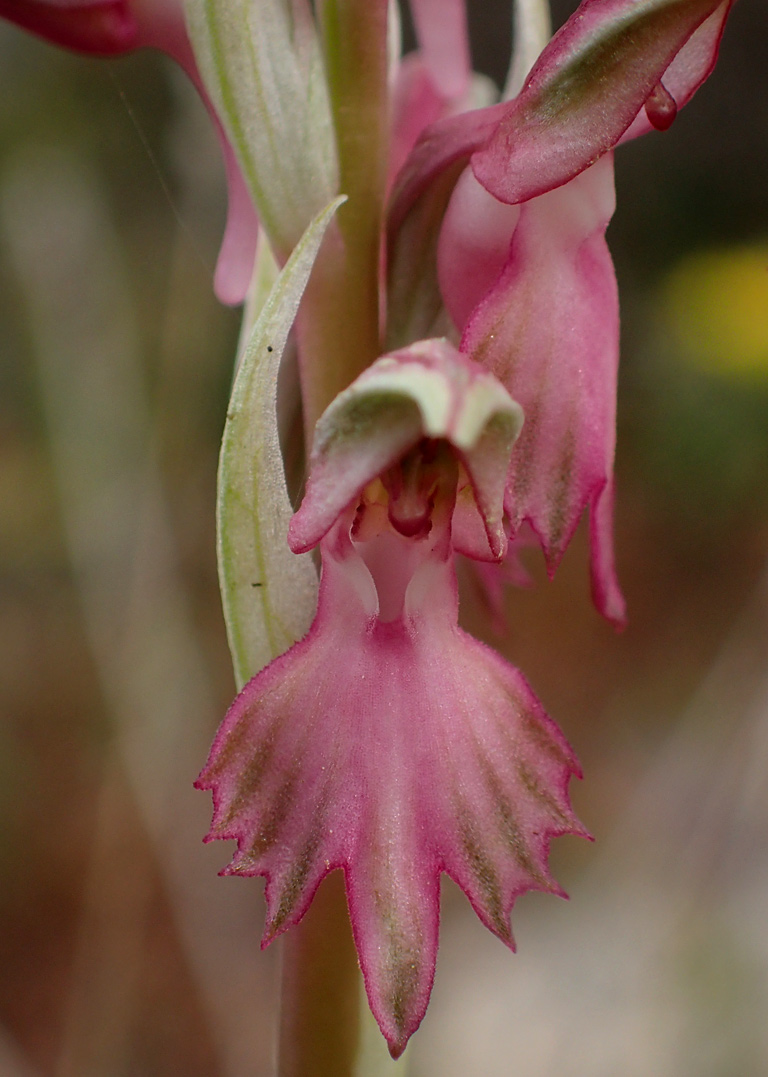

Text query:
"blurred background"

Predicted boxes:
[[0, 1, 767, 1074]]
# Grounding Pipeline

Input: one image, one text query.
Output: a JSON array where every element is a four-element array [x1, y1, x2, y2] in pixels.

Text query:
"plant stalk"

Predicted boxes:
[[277, 872, 361, 1076], [297, 0, 390, 434], [278, 5, 390, 1073]]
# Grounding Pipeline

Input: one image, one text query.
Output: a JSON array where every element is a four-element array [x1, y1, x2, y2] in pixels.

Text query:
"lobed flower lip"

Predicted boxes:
[[197, 565, 587, 1056]]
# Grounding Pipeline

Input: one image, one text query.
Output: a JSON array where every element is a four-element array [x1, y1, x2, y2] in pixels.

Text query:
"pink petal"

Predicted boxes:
[[471, 0, 730, 206], [388, 102, 505, 239], [213, 138, 260, 306], [589, 473, 625, 627], [461, 155, 626, 626], [389, 54, 450, 186], [620, 1, 733, 142], [198, 502, 584, 1056], [386, 101, 494, 350], [437, 165, 521, 332], [0, 0, 138, 53], [410, 0, 471, 100]]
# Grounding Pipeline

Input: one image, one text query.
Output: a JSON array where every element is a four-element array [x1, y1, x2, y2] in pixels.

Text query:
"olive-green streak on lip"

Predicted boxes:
[[233, 674, 335, 859], [236, 768, 299, 868], [214, 723, 280, 832], [374, 885, 423, 1038], [266, 806, 326, 936], [206, 703, 270, 780], [389, 942, 422, 1040], [510, 693, 574, 768], [369, 848, 425, 1038], [488, 681, 573, 769], [209, 667, 309, 826], [474, 748, 551, 888], [517, 760, 572, 829], [203, 707, 255, 786], [508, 393, 542, 508], [457, 807, 511, 941], [546, 423, 576, 554]]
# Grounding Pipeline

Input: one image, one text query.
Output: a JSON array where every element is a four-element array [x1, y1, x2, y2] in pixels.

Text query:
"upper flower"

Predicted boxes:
[[11, 0, 735, 1058], [386, 0, 733, 625]]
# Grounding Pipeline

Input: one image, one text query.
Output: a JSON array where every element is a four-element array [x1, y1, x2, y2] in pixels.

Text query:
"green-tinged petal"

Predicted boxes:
[[289, 338, 523, 561], [472, 0, 731, 205], [185, 0, 338, 258], [217, 197, 345, 688]]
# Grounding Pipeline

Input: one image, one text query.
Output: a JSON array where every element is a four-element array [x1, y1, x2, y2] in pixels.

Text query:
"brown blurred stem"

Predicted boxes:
[[278, 873, 361, 1076]]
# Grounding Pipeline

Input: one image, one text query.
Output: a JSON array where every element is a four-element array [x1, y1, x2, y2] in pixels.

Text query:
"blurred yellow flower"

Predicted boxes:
[[663, 244, 768, 382]]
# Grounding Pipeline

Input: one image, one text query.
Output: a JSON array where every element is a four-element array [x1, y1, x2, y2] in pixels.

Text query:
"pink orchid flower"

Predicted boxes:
[[389, 0, 733, 626], [198, 338, 588, 1057], [195, 0, 734, 1057], [10, 0, 734, 1060], [0, 0, 259, 304]]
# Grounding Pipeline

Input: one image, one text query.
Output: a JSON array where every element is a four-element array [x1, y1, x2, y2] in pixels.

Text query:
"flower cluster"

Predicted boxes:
[[3, 0, 733, 1056]]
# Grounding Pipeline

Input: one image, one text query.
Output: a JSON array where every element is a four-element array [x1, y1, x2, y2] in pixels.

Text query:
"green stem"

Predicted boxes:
[[278, 872, 361, 1076], [297, 0, 389, 434], [279, 6, 390, 1072]]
